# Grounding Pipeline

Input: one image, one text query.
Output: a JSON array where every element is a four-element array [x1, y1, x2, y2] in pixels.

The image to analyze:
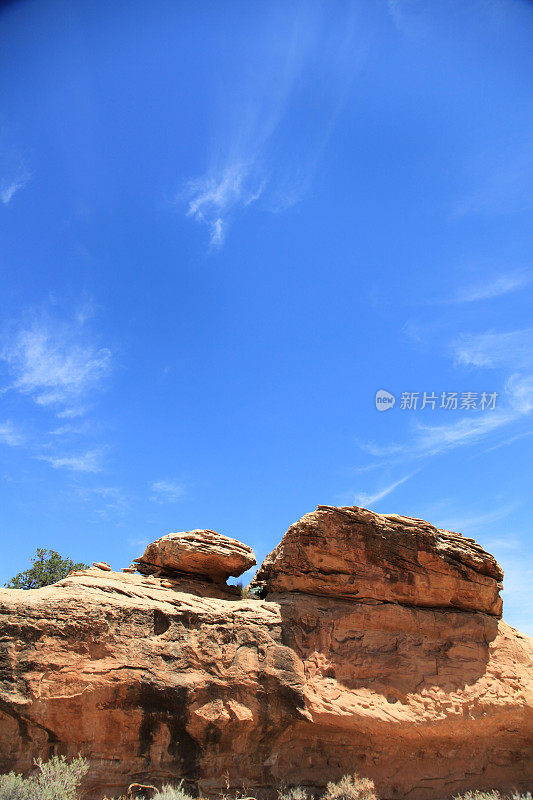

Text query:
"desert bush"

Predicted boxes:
[[454, 794, 532, 800], [0, 755, 88, 800], [278, 787, 310, 800], [0, 773, 32, 800], [153, 784, 195, 800], [232, 583, 261, 600], [322, 774, 377, 800]]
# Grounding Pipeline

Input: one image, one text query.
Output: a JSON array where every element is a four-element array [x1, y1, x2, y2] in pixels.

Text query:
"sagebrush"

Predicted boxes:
[[0, 755, 88, 800], [152, 785, 194, 800], [454, 794, 532, 800], [1, 758, 531, 800], [322, 774, 377, 800]]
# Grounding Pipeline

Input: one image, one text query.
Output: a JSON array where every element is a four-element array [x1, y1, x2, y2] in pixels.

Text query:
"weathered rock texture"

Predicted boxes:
[[0, 506, 531, 800], [251, 506, 504, 615], [134, 529, 256, 584]]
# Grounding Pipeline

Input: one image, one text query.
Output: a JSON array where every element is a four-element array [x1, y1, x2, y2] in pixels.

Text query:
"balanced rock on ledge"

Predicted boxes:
[[134, 528, 256, 583], [250, 504, 504, 615]]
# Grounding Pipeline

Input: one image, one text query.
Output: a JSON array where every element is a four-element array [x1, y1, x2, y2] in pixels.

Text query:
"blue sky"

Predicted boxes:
[[1, 0, 532, 633]]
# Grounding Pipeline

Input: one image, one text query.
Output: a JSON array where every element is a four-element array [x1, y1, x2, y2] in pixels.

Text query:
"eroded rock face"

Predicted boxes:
[[251, 505, 504, 615], [0, 506, 531, 800], [134, 529, 256, 583]]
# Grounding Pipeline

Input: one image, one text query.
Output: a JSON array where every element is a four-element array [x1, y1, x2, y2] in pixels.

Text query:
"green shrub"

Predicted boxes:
[[5, 549, 89, 590], [322, 774, 377, 800], [0, 755, 88, 800]]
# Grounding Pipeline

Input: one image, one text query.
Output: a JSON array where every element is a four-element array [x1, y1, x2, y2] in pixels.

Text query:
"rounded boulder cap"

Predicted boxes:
[[134, 529, 256, 582]]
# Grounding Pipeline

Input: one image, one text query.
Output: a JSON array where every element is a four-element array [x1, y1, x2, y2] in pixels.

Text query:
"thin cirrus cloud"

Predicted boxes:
[[185, 164, 265, 248], [354, 472, 415, 508], [361, 328, 533, 462], [180, 5, 362, 247], [454, 273, 528, 303], [453, 328, 532, 369], [362, 374, 533, 462], [1, 313, 111, 419], [38, 449, 104, 474], [1, 170, 30, 205], [433, 503, 517, 535], [74, 485, 129, 517], [0, 420, 23, 447], [151, 480, 185, 503]]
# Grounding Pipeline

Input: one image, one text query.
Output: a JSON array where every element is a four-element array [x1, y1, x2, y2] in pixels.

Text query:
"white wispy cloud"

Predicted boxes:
[[74, 485, 129, 517], [0, 420, 23, 446], [387, 0, 430, 39], [49, 421, 95, 436], [151, 480, 185, 503], [434, 504, 516, 534], [453, 328, 532, 369], [180, 5, 362, 247], [39, 449, 104, 473], [1, 312, 111, 417], [454, 273, 528, 303], [1, 170, 30, 205], [362, 328, 533, 462], [480, 429, 533, 455], [355, 473, 415, 508], [363, 374, 533, 460], [185, 164, 264, 247]]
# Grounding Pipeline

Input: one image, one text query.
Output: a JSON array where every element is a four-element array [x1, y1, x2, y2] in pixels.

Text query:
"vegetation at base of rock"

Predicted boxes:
[[0, 754, 88, 800], [4, 548, 89, 589], [454, 793, 532, 800], [278, 786, 311, 800], [150, 785, 194, 800], [322, 774, 377, 800], [0, 758, 531, 800]]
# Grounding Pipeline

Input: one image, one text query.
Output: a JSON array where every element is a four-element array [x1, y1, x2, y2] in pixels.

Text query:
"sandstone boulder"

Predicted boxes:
[[0, 506, 530, 800], [250, 505, 504, 615], [134, 529, 256, 583]]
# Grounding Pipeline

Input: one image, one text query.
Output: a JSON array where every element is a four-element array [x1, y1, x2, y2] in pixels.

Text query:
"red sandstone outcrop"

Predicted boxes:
[[251, 505, 504, 615], [0, 506, 531, 800], [134, 529, 256, 584]]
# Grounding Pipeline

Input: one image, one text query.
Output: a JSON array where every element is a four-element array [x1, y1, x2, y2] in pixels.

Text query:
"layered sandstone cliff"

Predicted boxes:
[[0, 508, 531, 800]]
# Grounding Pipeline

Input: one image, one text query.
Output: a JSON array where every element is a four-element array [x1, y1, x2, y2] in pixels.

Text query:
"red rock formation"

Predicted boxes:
[[251, 505, 503, 615], [0, 507, 531, 800], [134, 529, 256, 584]]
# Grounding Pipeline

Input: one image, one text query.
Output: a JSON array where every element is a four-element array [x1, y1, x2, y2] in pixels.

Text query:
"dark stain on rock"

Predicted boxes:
[[134, 684, 201, 778]]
